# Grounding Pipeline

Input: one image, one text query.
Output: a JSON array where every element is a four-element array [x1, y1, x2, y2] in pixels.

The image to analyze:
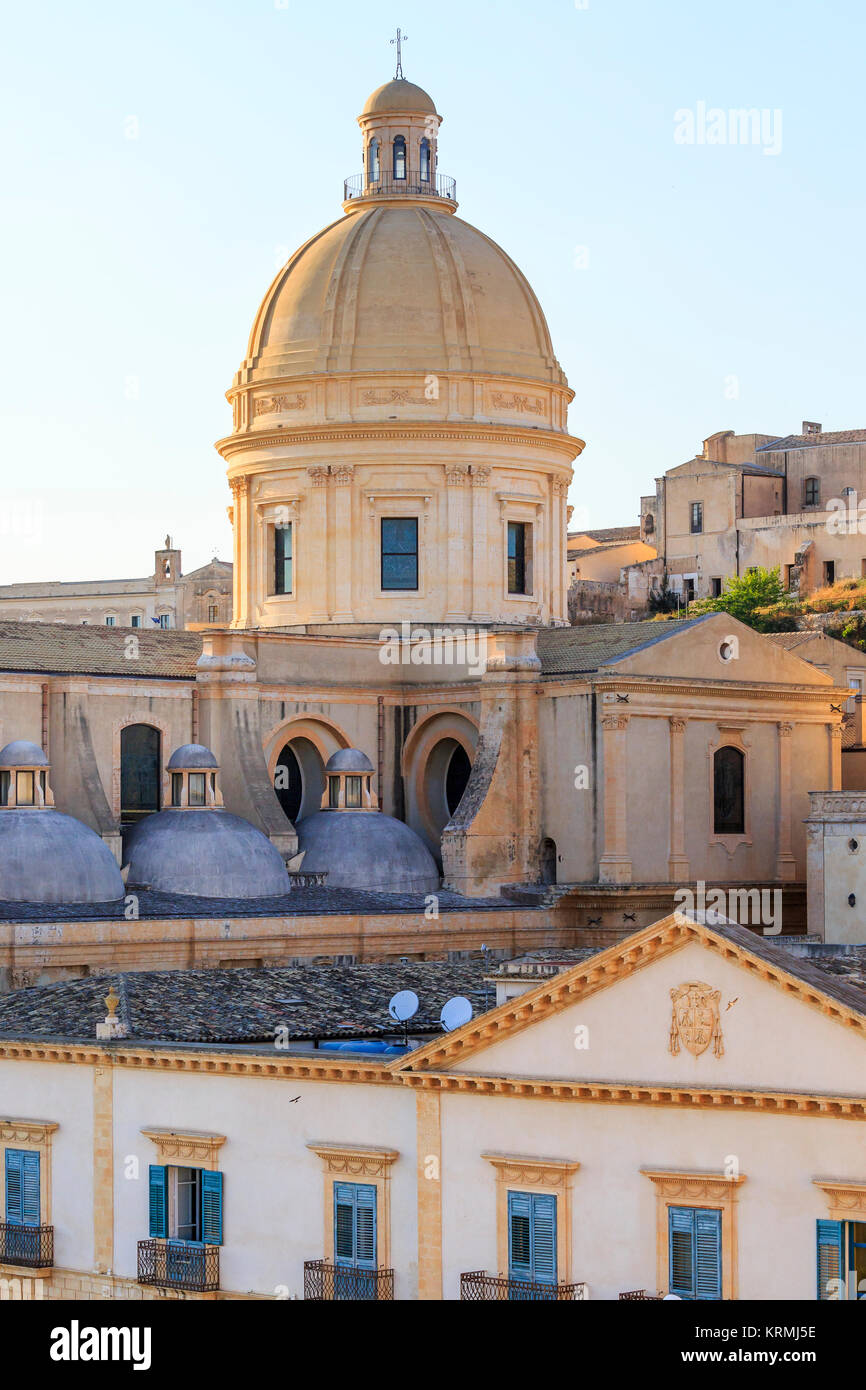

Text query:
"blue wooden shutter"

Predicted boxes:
[[201, 1170, 223, 1245], [5, 1150, 22, 1225], [508, 1191, 557, 1284], [508, 1191, 533, 1280], [694, 1209, 722, 1300], [148, 1164, 167, 1238], [531, 1195, 557, 1284], [354, 1184, 376, 1269], [669, 1206, 695, 1297], [333, 1182, 376, 1267], [817, 1219, 844, 1300], [5, 1150, 39, 1226]]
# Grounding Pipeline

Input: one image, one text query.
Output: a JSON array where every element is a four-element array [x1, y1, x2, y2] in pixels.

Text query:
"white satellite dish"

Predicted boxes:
[[440, 996, 473, 1032], [388, 990, 419, 1023]]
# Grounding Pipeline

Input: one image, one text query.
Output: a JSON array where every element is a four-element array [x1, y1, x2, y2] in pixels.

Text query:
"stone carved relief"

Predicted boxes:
[[669, 982, 724, 1059], [254, 394, 307, 416], [361, 389, 430, 406], [491, 391, 545, 416]]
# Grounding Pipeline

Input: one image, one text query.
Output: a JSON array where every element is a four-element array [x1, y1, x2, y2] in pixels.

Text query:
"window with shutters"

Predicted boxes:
[[148, 1164, 223, 1245], [507, 1190, 557, 1287], [5, 1149, 40, 1227], [668, 1206, 722, 1300], [333, 1182, 377, 1269], [817, 1219, 866, 1300]]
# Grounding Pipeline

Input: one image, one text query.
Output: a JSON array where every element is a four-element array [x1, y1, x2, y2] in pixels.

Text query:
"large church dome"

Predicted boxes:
[[219, 68, 583, 631], [237, 205, 567, 386]]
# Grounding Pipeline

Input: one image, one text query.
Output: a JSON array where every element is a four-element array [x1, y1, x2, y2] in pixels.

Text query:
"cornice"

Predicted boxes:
[[482, 1152, 579, 1188], [141, 1127, 226, 1166], [0, 1118, 59, 1144], [307, 1143, 399, 1179], [216, 423, 583, 462], [813, 1179, 866, 1219], [641, 1169, 746, 1200], [570, 677, 852, 706]]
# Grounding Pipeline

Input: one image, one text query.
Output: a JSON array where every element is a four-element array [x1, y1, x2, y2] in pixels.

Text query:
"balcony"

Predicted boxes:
[[137, 1239, 220, 1294], [460, 1270, 588, 1301], [303, 1260, 394, 1301], [343, 171, 457, 205], [620, 1289, 663, 1300], [0, 1222, 53, 1270]]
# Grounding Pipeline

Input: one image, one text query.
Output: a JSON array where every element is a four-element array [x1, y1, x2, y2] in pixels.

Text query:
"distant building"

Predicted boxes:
[[642, 424, 866, 602], [0, 538, 232, 629]]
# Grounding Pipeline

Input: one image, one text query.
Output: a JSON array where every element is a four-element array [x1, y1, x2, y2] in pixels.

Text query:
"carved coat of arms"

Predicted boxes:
[[669, 982, 724, 1058]]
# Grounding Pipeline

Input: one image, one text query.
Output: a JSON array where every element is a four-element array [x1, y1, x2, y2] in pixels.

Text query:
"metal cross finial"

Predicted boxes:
[[390, 27, 408, 79]]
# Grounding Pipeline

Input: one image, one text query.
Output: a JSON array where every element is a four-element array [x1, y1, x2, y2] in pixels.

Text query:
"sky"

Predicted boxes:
[[1, 0, 863, 582]]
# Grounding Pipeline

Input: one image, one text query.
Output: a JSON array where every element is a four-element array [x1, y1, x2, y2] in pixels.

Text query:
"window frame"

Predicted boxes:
[[380, 516, 419, 593], [690, 501, 703, 535], [274, 522, 293, 597], [392, 135, 407, 180], [804, 477, 820, 508]]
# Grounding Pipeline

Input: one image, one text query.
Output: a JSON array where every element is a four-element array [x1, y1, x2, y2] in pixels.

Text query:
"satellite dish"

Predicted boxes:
[[388, 990, 419, 1023], [440, 996, 473, 1032]]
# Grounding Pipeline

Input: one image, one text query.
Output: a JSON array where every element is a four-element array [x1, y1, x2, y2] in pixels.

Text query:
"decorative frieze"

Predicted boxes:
[[141, 1128, 226, 1169], [491, 391, 545, 416], [254, 393, 308, 416], [307, 1143, 399, 1179], [0, 1119, 58, 1145], [361, 389, 430, 406]]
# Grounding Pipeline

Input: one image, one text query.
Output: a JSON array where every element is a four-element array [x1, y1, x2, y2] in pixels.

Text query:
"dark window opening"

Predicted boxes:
[[690, 502, 703, 534], [714, 746, 745, 836], [368, 137, 380, 181], [274, 524, 292, 596], [804, 477, 820, 507], [120, 724, 161, 830], [508, 521, 529, 595], [710, 577, 722, 598], [420, 137, 431, 180], [345, 775, 362, 809], [824, 561, 836, 585], [274, 743, 303, 823], [381, 517, 418, 591], [445, 744, 471, 817], [328, 776, 341, 809], [393, 136, 406, 179], [171, 773, 183, 807]]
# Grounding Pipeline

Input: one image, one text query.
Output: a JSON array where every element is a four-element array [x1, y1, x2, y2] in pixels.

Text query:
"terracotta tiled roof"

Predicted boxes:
[[757, 429, 866, 451], [537, 617, 707, 675], [0, 621, 201, 678]]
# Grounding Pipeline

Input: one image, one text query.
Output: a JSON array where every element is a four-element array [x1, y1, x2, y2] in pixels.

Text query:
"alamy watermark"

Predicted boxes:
[[379, 622, 488, 678], [674, 103, 783, 157], [674, 880, 782, 935]]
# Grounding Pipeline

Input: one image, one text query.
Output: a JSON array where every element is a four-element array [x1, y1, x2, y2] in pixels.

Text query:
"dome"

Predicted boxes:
[[0, 810, 124, 904], [167, 743, 219, 770], [124, 809, 291, 899], [326, 748, 374, 773], [362, 78, 437, 116], [295, 810, 439, 895], [0, 740, 49, 767], [238, 206, 567, 386]]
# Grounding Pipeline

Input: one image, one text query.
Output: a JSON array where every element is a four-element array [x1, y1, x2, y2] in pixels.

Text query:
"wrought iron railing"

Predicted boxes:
[[303, 1260, 394, 1301], [0, 1222, 54, 1269], [620, 1289, 663, 1300], [137, 1239, 220, 1293], [343, 171, 456, 202], [460, 1270, 588, 1301]]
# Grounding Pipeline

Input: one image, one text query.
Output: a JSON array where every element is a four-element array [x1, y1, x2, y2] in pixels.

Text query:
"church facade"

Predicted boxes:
[[0, 71, 854, 975]]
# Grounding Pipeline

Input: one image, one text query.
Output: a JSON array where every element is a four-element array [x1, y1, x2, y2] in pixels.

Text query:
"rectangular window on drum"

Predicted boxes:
[[275, 523, 293, 595], [188, 773, 206, 807], [345, 776, 362, 808], [508, 522, 529, 595], [381, 518, 418, 591]]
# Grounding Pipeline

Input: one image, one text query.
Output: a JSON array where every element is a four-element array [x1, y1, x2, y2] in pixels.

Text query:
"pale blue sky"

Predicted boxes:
[[1, 0, 863, 581]]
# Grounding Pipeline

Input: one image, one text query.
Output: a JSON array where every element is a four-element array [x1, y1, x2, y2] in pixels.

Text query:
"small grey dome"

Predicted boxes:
[[166, 743, 219, 770], [0, 740, 50, 768], [295, 810, 439, 895], [124, 809, 290, 899], [325, 748, 374, 773], [0, 809, 124, 904]]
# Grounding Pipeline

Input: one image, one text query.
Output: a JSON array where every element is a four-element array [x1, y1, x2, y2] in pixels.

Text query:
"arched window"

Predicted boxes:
[[393, 135, 406, 180], [120, 724, 161, 832], [368, 137, 380, 182], [713, 746, 745, 836], [420, 137, 431, 181], [804, 476, 820, 507]]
